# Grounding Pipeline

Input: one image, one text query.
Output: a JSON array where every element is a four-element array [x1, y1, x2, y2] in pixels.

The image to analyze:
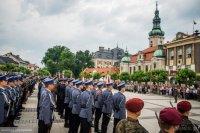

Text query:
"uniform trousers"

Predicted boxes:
[[94, 108, 102, 131], [71, 114, 80, 133], [64, 103, 69, 125], [38, 120, 52, 133], [68, 107, 72, 133], [113, 118, 121, 133], [80, 118, 91, 133], [101, 113, 111, 133]]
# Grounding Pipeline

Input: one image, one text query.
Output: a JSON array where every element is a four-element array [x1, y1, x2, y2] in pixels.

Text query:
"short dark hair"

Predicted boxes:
[[159, 119, 173, 130]]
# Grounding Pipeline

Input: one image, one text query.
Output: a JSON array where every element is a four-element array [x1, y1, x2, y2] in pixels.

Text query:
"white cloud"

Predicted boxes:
[[0, 0, 200, 66]]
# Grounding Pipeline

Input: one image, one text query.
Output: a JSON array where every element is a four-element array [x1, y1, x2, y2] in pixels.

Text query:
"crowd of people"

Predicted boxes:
[[124, 83, 200, 102], [36, 77, 199, 133], [0, 74, 37, 127], [1, 74, 200, 133]]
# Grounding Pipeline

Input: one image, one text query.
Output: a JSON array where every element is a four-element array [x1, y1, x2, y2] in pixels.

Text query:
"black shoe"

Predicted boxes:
[[91, 123, 94, 127], [94, 129, 101, 133], [64, 123, 69, 128], [60, 115, 64, 119], [15, 117, 21, 120]]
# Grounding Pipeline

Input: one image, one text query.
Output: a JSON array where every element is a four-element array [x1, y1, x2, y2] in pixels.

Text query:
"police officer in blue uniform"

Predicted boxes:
[[79, 80, 94, 133], [71, 81, 83, 133], [68, 79, 78, 133], [0, 75, 10, 127], [64, 79, 73, 128], [101, 82, 113, 133], [6, 76, 17, 127], [56, 78, 66, 118], [38, 78, 56, 133], [94, 82, 104, 133], [112, 83, 126, 133]]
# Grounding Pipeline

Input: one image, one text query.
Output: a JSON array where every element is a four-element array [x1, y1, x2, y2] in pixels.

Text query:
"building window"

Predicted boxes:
[[186, 65, 191, 69], [154, 63, 156, 69], [146, 65, 148, 72], [186, 47, 192, 58], [133, 66, 136, 72], [177, 49, 182, 59], [110, 62, 111, 65], [130, 67, 132, 74], [98, 54, 102, 58], [106, 55, 110, 58], [138, 66, 141, 70], [121, 66, 123, 71], [170, 50, 174, 60]]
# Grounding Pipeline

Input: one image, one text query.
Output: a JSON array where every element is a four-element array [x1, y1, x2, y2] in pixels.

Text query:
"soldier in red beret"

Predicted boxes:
[[176, 101, 198, 133], [158, 107, 183, 133], [115, 98, 149, 133]]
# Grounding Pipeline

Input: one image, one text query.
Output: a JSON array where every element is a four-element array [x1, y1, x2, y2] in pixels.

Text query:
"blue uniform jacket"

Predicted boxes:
[[39, 88, 55, 125], [64, 85, 70, 104], [79, 90, 93, 122], [94, 89, 103, 109], [68, 86, 75, 108], [72, 88, 82, 114], [0, 87, 10, 124], [113, 92, 126, 119], [101, 89, 113, 114]]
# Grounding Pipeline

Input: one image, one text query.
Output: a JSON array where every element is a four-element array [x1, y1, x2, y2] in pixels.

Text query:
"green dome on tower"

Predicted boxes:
[[153, 43, 165, 58], [121, 48, 131, 62], [153, 49, 164, 57], [149, 2, 165, 37]]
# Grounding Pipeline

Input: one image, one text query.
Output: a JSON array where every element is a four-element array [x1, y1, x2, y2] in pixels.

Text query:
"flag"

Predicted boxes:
[[107, 74, 110, 83], [194, 20, 197, 25]]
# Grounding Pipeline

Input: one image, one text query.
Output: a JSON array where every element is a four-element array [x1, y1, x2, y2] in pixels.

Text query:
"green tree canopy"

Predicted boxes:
[[176, 68, 196, 86], [93, 72, 101, 80], [131, 70, 148, 83], [75, 50, 94, 77], [42, 45, 94, 77], [111, 73, 119, 81], [36, 68, 50, 76], [150, 70, 168, 84], [0, 63, 16, 72], [119, 72, 130, 81], [64, 69, 73, 78]]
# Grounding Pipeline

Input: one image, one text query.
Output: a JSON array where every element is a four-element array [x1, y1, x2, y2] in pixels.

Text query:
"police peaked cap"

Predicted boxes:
[[85, 80, 93, 86]]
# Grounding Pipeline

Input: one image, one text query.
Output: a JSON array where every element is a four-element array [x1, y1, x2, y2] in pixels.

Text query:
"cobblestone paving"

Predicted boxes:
[[11, 85, 200, 133]]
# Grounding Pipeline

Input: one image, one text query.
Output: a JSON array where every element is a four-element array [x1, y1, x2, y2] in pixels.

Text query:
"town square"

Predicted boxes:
[[0, 0, 200, 133]]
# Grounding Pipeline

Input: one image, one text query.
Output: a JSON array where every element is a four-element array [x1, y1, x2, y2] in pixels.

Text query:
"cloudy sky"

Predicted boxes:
[[0, 0, 200, 67]]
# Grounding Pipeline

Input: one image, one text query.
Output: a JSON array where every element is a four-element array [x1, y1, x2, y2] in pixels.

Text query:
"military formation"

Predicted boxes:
[[1, 74, 200, 133], [0, 74, 37, 127]]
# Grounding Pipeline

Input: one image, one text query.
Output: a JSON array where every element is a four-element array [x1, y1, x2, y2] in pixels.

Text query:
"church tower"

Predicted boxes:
[[149, 2, 165, 47]]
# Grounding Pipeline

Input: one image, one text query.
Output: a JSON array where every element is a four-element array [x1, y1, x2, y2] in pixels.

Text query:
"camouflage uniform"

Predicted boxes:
[[176, 116, 197, 133], [115, 117, 149, 133]]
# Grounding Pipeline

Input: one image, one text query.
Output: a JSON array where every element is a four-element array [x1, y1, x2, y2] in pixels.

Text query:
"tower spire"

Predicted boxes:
[[156, 1, 158, 11]]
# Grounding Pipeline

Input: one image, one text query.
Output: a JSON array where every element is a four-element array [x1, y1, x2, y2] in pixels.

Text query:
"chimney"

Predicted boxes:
[[99, 46, 104, 51]]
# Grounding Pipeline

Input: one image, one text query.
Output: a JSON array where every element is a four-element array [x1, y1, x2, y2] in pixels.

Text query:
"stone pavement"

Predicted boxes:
[[11, 86, 200, 133]]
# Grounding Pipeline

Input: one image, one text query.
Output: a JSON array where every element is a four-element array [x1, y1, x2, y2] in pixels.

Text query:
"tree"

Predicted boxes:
[[42, 45, 69, 75], [131, 70, 147, 83], [149, 70, 168, 84], [83, 72, 92, 79], [74, 50, 94, 77], [176, 68, 196, 86], [119, 72, 130, 81], [111, 73, 119, 80], [64, 69, 73, 78], [36, 68, 50, 76], [93, 72, 101, 80], [196, 75, 200, 81], [0, 63, 16, 72]]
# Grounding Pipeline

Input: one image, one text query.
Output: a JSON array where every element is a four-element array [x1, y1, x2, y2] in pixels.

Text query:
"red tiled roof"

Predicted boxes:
[[144, 53, 154, 61], [84, 67, 119, 76], [130, 46, 158, 62]]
